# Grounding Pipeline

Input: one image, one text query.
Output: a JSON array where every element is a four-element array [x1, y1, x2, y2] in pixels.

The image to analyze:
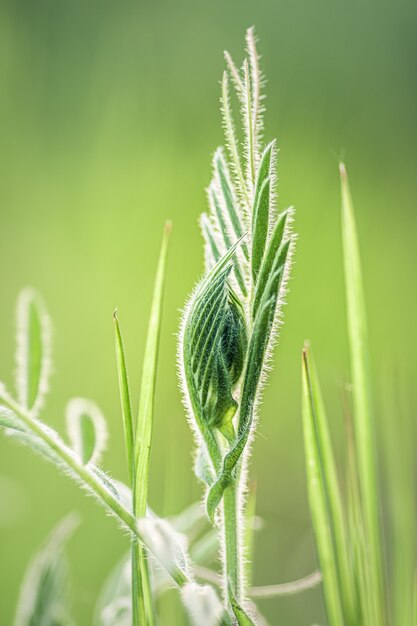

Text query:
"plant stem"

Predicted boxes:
[[223, 481, 242, 605], [0, 392, 189, 588]]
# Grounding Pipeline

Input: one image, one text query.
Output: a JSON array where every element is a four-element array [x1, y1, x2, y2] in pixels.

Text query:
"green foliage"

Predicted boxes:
[[4, 24, 409, 626], [14, 515, 79, 626], [180, 26, 294, 623], [302, 164, 416, 626]]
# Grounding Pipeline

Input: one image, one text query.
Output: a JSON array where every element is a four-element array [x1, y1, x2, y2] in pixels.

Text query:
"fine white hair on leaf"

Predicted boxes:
[[224, 50, 244, 96], [181, 582, 224, 626], [137, 515, 191, 583], [15, 288, 52, 417], [242, 58, 256, 191], [66, 398, 108, 466], [220, 71, 250, 212], [246, 26, 266, 166]]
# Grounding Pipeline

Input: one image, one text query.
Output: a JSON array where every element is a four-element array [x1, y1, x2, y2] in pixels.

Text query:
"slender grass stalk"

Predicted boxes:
[[133, 222, 171, 626], [114, 313, 146, 625], [340, 163, 385, 624], [113, 311, 135, 483], [302, 163, 399, 626], [302, 346, 345, 626]]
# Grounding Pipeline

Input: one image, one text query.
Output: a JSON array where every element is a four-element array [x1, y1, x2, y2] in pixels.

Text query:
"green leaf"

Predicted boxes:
[[301, 344, 345, 626], [0, 407, 26, 432], [182, 239, 245, 474], [201, 213, 221, 271], [251, 177, 270, 280], [66, 398, 108, 466], [133, 222, 171, 626], [207, 182, 248, 296], [251, 142, 275, 280], [252, 211, 290, 319], [14, 514, 79, 626], [221, 71, 249, 210], [113, 311, 134, 483], [207, 239, 291, 521], [228, 583, 256, 625], [340, 163, 384, 622], [213, 150, 248, 259], [15, 289, 52, 415]]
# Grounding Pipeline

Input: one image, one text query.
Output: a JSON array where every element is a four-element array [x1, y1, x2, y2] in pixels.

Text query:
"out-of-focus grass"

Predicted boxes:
[[0, 0, 416, 624]]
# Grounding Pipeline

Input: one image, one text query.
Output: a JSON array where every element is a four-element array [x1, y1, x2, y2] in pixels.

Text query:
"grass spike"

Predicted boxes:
[[340, 163, 385, 624]]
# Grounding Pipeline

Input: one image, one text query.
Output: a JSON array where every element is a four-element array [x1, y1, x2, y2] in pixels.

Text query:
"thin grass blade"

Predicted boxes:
[[301, 345, 345, 626], [133, 222, 171, 625], [340, 163, 385, 623], [113, 311, 134, 482]]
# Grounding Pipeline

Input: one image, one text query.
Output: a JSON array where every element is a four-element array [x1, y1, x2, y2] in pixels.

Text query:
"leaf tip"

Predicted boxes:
[[339, 161, 347, 179]]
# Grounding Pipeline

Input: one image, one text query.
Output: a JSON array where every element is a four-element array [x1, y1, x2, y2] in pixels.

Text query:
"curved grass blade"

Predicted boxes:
[[15, 288, 52, 415], [301, 345, 345, 626], [302, 344, 356, 623], [113, 311, 134, 482], [340, 163, 385, 623]]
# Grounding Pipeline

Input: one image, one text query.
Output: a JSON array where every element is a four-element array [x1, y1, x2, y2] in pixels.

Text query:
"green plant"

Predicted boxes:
[[302, 165, 417, 626], [0, 28, 320, 626], [178, 26, 295, 623]]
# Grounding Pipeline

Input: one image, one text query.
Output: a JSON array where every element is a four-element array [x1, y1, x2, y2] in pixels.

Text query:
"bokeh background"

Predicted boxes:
[[0, 0, 416, 624]]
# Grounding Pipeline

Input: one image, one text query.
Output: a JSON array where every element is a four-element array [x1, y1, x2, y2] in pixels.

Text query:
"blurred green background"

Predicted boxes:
[[0, 0, 416, 624]]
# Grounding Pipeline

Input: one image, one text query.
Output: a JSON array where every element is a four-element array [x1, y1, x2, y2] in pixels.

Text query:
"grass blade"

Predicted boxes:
[[340, 163, 385, 623], [301, 345, 345, 626], [113, 310, 135, 482], [133, 222, 171, 625], [134, 221, 170, 514]]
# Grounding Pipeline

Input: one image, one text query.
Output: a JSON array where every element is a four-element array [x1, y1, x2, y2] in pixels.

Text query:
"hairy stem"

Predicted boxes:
[[0, 392, 189, 588], [223, 481, 242, 605]]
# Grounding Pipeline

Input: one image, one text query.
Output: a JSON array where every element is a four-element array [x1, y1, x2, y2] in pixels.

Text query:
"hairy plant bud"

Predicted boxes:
[[182, 251, 247, 438]]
